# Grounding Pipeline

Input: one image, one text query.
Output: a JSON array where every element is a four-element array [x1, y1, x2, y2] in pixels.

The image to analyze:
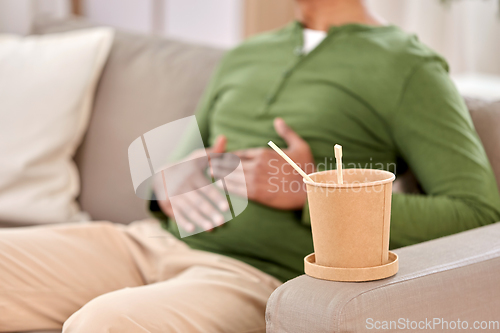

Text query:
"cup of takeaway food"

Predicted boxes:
[[303, 168, 399, 282]]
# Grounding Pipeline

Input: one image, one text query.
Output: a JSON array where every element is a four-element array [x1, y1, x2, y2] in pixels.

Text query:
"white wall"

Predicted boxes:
[[0, 0, 244, 48], [34, 0, 69, 18], [164, 0, 243, 48], [368, 0, 500, 75], [0, 0, 34, 34], [0, 0, 69, 35], [1, 0, 498, 75], [82, 0, 243, 48], [84, 0, 153, 34]]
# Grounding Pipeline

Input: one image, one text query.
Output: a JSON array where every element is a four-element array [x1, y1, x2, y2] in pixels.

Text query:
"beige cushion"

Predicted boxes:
[[266, 222, 500, 332], [0, 28, 113, 225], [34, 19, 224, 224]]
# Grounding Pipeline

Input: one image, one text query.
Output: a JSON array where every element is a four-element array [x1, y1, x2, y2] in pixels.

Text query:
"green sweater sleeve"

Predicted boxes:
[[389, 61, 500, 248]]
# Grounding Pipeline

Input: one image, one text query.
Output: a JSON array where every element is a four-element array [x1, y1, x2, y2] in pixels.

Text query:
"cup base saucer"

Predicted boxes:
[[304, 251, 399, 282]]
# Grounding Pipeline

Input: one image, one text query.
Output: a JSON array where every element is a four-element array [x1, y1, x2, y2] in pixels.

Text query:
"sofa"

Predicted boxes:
[[19, 18, 500, 332]]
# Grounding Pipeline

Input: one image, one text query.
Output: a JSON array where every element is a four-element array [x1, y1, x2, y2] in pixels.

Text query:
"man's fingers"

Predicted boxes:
[[184, 189, 225, 227], [217, 180, 247, 198], [170, 197, 195, 232], [157, 199, 174, 218], [211, 135, 227, 154], [183, 206, 214, 231], [274, 117, 306, 151], [231, 148, 264, 159], [216, 176, 246, 188], [210, 159, 240, 178], [177, 192, 216, 231], [198, 182, 229, 212]]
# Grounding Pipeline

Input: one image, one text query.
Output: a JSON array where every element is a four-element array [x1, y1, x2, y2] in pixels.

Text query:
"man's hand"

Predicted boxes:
[[216, 118, 315, 210], [156, 135, 229, 232]]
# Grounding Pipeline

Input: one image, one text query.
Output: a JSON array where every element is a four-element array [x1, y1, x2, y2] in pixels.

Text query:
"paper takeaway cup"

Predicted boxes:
[[303, 169, 398, 282]]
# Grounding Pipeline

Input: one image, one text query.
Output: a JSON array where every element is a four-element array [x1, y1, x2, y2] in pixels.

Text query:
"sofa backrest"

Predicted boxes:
[[466, 99, 500, 191], [34, 19, 224, 223], [34, 19, 500, 224]]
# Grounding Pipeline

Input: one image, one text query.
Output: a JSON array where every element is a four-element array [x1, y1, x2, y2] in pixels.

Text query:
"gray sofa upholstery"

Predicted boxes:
[[266, 223, 500, 332], [20, 18, 500, 333]]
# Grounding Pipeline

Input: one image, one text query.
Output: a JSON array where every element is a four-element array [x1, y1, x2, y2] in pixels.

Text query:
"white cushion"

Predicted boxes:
[[0, 28, 114, 224]]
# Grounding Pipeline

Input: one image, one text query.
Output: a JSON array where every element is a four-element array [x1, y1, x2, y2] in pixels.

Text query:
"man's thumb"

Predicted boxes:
[[274, 118, 304, 150], [212, 135, 227, 153]]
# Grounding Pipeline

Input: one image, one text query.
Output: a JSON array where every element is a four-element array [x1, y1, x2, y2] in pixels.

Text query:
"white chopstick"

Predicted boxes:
[[334, 144, 343, 184], [268, 141, 314, 183]]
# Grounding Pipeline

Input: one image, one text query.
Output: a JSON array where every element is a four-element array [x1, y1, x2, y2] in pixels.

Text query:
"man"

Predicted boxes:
[[1, 0, 499, 332]]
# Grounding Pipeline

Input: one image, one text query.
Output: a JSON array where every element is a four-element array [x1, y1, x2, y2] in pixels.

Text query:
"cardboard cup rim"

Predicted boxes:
[[303, 169, 395, 188]]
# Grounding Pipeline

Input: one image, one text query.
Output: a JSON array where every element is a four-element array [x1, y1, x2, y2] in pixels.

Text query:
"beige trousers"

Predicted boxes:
[[0, 220, 281, 333]]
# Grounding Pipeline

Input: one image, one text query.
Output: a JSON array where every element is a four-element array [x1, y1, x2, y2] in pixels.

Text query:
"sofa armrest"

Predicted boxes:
[[266, 222, 500, 333]]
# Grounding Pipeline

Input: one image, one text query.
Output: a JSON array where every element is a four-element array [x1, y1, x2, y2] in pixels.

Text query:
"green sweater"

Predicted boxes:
[[150, 22, 500, 282]]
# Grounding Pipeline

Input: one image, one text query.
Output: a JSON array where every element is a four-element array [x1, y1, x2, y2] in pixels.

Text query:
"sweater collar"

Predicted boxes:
[[291, 20, 396, 35]]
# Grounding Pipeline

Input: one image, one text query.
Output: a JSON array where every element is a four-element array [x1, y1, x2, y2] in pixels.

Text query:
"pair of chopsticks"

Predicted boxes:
[[268, 141, 343, 185]]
